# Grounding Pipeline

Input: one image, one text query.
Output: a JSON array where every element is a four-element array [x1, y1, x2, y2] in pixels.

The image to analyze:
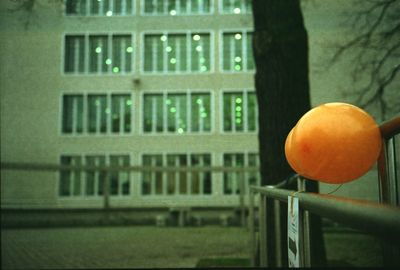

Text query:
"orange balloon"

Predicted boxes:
[[285, 102, 382, 184]]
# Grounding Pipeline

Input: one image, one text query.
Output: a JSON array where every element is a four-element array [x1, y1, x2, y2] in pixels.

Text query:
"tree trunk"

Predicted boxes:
[[252, 0, 326, 266]]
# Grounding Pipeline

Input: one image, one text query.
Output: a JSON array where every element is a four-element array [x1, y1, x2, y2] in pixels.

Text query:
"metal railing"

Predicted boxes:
[[248, 116, 400, 267], [1, 162, 260, 225]]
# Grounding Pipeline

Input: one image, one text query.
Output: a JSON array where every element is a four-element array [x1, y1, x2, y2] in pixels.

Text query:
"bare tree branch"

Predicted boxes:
[[328, 0, 400, 120]]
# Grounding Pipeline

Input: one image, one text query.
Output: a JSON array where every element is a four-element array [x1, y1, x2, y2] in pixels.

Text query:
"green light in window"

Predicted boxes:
[[166, 99, 171, 105], [196, 45, 202, 52], [105, 59, 112, 65], [126, 47, 133, 53], [170, 58, 177, 64], [235, 64, 241, 71], [235, 97, 242, 104], [200, 107, 205, 112], [170, 9, 177, 16], [95, 47, 102, 53], [160, 35, 167, 42], [106, 10, 113, 16], [170, 107, 177, 113], [200, 66, 208, 72], [236, 106, 242, 112], [166, 46, 172, 52], [201, 112, 207, 118], [95, 100, 100, 106], [235, 33, 242, 40], [236, 111, 242, 117], [236, 118, 242, 124], [126, 100, 132, 106], [200, 57, 206, 63], [233, 8, 241, 14], [113, 67, 120, 73], [196, 99, 202, 105], [177, 128, 184, 134], [193, 35, 201, 41], [105, 108, 111, 114], [234, 56, 242, 62]]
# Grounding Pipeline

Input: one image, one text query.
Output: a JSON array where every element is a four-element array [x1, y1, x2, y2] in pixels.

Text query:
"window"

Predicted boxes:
[[143, 0, 212, 15], [59, 154, 131, 197], [221, 30, 254, 72], [60, 155, 83, 196], [62, 95, 84, 134], [143, 32, 211, 73], [142, 153, 212, 195], [109, 155, 130, 195], [65, 0, 135, 16], [222, 90, 258, 132], [223, 153, 260, 195], [220, 0, 252, 14], [62, 93, 133, 135], [64, 34, 134, 74], [143, 91, 211, 133]]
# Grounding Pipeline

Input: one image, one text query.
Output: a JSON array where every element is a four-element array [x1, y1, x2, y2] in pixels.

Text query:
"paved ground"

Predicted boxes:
[[2, 226, 249, 269], [1, 226, 384, 269]]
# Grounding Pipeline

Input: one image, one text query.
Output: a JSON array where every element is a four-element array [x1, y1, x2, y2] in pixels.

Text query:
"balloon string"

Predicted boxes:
[[326, 184, 343, 195]]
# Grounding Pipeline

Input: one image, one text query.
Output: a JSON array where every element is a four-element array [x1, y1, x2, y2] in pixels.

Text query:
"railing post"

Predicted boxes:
[[259, 194, 268, 267], [378, 136, 399, 206], [378, 131, 400, 267], [273, 199, 282, 267], [296, 177, 311, 267], [249, 188, 256, 267], [302, 209, 311, 267]]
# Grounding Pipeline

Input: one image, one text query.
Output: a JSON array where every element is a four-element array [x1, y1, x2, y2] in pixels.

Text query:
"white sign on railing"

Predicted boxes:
[[288, 195, 300, 268]]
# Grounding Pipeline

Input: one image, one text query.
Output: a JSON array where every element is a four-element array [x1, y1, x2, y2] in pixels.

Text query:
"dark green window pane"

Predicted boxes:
[[65, 35, 85, 73]]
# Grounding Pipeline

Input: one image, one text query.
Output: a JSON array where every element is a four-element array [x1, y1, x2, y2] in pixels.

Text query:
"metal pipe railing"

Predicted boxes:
[[249, 116, 400, 267], [251, 185, 400, 237]]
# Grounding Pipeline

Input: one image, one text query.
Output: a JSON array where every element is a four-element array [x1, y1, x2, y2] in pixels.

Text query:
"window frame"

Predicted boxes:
[[220, 88, 258, 134], [218, 0, 252, 15], [141, 30, 214, 74], [59, 91, 134, 137], [140, 0, 214, 16], [57, 152, 133, 199], [222, 151, 260, 196], [63, 0, 137, 17], [139, 89, 214, 135], [219, 28, 254, 73], [62, 32, 135, 76], [139, 151, 213, 197]]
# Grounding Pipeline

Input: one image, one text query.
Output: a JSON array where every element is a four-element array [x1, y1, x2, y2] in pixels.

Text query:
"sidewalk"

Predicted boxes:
[[1, 225, 383, 269], [2, 226, 249, 269]]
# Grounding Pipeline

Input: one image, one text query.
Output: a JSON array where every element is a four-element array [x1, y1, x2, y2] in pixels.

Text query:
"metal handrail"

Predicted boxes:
[[0, 162, 259, 173], [249, 116, 400, 267], [251, 185, 400, 238]]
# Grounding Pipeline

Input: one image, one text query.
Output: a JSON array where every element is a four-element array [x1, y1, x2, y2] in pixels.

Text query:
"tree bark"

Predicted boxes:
[[252, 0, 326, 266]]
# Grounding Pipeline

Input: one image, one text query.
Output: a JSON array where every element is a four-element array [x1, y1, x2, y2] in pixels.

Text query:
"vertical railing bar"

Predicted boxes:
[[303, 210, 311, 267], [249, 188, 256, 266], [259, 194, 267, 267], [297, 176, 306, 267], [273, 199, 282, 267], [388, 137, 399, 205]]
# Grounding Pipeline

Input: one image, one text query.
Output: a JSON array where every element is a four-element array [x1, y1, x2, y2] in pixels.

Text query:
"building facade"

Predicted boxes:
[[1, 0, 388, 212], [1, 0, 261, 209]]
